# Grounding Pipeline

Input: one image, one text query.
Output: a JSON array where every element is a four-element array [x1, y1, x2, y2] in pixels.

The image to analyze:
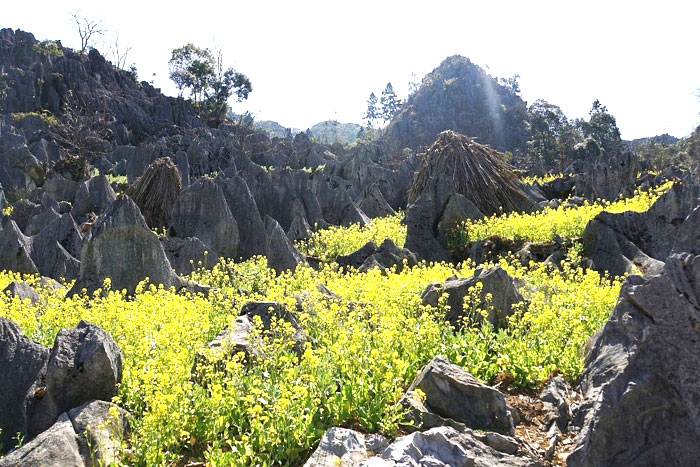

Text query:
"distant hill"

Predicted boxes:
[[626, 134, 680, 152], [253, 120, 300, 138], [381, 55, 530, 155], [252, 119, 362, 145], [308, 120, 362, 145]]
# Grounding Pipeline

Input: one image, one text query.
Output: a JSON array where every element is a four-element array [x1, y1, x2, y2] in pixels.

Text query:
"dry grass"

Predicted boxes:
[[408, 130, 531, 215], [126, 157, 182, 230]]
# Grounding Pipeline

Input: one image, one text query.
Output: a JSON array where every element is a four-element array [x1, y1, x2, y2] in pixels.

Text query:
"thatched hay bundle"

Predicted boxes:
[[408, 130, 530, 215], [126, 157, 182, 230]]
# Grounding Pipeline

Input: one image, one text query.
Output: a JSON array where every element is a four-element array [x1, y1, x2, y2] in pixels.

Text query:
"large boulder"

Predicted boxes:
[[304, 427, 388, 467], [0, 401, 129, 467], [422, 266, 523, 330], [169, 179, 239, 259], [264, 216, 307, 274], [355, 183, 396, 219], [68, 195, 188, 296], [405, 356, 514, 436], [27, 321, 123, 439], [0, 413, 84, 467], [567, 254, 700, 466], [573, 152, 638, 202], [0, 318, 50, 452], [362, 426, 538, 466]]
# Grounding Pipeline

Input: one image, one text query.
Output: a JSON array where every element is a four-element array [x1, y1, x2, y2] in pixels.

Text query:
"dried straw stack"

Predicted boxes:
[[408, 130, 530, 216], [126, 157, 182, 230]]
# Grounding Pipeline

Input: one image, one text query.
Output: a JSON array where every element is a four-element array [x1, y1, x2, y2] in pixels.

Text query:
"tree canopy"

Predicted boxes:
[[169, 44, 251, 125]]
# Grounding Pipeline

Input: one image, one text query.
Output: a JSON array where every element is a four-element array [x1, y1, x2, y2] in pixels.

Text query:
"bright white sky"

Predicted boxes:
[[4, 1, 700, 139]]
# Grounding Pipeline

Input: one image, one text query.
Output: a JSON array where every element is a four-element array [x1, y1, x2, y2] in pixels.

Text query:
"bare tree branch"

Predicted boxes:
[[70, 11, 105, 54]]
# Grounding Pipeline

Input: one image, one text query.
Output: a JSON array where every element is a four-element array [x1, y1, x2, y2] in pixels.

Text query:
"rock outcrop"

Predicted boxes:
[[169, 179, 239, 259], [0, 320, 122, 453], [568, 254, 700, 466], [422, 266, 523, 330], [68, 196, 189, 296]]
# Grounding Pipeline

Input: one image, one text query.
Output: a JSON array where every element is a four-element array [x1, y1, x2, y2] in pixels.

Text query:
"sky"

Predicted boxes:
[[3, 1, 699, 139]]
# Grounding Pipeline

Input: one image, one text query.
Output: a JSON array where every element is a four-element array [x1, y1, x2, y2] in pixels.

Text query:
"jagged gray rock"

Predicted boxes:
[[0, 413, 84, 467], [567, 254, 700, 466], [68, 400, 130, 466], [2, 281, 40, 304], [304, 427, 389, 467], [0, 217, 39, 275], [264, 216, 307, 274], [160, 236, 220, 275], [422, 266, 523, 330], [68, 195, 188, 296], [583, 181, 699, 277], [358, 239, 418, 273], [355, 183, 396, 219], [28, 321, 123, 439], [31, 212, 83, 280], [0, 318, 49, 453], [169, 179, 239, 259], [405, 356, 514, 436], [216, 175, 265, 260], [360, 426, 538, 467], [72, 175, 117, 223], [436, 193, 484, 245]]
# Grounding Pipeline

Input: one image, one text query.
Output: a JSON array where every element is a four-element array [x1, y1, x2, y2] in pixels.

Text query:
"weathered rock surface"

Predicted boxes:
[[265, 216, 307, 274], [195, 302, 306, 377], [71, 175, 117, 223], [405, 356, 514, 435], [0, 318, 50, 452], [0, 413, 84, 467], [169, 179, 239, 259], [567, 254, 700, 466], [68, 195, 188, 296], [161, 236, 220, 275], [0, 401, 129, 467], [0, 217, 39, 274], [360, 426, 538, 467], [28, 321, 123, 439], [583, 181, 700, 277], [304, 427, 389, 467], [216, 174, 265, 260], [355, 183, 396, 219], [573, 152, 638, 202], [422, 266, 523, 330], [2, 281, 40, 303]]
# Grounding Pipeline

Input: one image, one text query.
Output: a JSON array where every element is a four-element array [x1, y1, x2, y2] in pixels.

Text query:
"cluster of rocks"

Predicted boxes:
[[304, 355, 571, 466], [0, 319, 127, 465]]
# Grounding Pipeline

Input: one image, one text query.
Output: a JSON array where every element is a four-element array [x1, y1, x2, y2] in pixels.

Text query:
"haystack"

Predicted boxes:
[[408, 130, 530, 216], [126, 157, 182, 230]]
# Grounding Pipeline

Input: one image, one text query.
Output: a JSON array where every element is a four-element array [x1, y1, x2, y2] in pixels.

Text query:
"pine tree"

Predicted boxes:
[[364, 92, 378, 128], [380, 82, 401, 123]]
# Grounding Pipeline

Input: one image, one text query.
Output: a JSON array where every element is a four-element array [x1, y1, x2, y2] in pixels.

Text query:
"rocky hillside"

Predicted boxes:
[[381, 55, 530, 156]]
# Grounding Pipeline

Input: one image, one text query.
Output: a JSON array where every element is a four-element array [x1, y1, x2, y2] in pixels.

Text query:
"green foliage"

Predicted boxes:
[[169, 44, 251, 125], [33, 40, 63, 57], [379, 82, 401, 122], [11, 109, 59, 126], [527, 99, 577, 168], [581, 100, 622, 158], [364, 92, 378, 128]]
